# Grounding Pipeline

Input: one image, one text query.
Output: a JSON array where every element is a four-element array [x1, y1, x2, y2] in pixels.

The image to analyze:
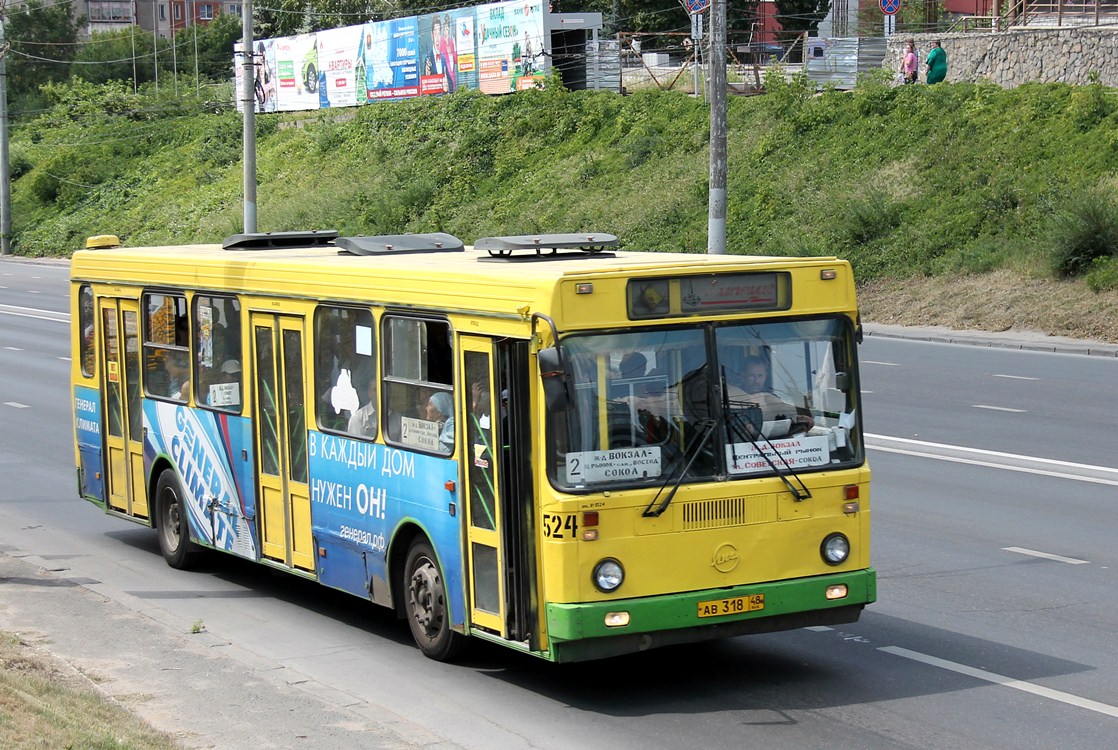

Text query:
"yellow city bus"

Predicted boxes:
[[70, 230, 874, 662]]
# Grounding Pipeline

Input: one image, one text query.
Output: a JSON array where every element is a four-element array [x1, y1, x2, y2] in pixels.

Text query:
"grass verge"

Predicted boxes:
[[0, 631, 180, 750]]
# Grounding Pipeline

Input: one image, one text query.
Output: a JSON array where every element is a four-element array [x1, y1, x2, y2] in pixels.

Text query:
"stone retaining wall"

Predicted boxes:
[[884, 26, 1118, 87]]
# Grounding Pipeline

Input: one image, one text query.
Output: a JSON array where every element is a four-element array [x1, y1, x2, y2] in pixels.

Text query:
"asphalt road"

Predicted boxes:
[[2, 256, 1117, 749]]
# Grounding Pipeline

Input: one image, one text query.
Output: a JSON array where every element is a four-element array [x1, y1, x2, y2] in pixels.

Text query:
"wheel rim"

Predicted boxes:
[[408, 555, 445, 638], [160, 488, 182, 552]]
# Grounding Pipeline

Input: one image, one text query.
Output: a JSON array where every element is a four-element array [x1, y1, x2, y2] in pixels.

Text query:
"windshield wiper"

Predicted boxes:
[[642, 418, 717, 518], [722, 366, 813, 502]]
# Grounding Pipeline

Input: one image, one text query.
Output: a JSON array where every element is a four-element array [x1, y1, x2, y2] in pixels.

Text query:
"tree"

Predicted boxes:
[[255, 0, 394, 38], [772, 0, 832, 41], [5, 0, 82, 105], [70, 15, 241, 88], [196, 13, 246, 80], [72, 29, 159, 87]]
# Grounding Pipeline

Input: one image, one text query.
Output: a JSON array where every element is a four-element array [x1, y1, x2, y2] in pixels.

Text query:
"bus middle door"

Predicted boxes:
[[251, 312, 315, 572], [99, 297, 148, 519]]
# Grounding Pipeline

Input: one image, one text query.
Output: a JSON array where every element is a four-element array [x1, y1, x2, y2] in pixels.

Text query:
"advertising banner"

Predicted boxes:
[[237, 1, 550, 113], [319, 26, 358, 109], [477, 0, 547, 94]]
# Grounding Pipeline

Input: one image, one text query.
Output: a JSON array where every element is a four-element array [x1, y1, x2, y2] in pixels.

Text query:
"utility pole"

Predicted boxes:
[[0, 5, 11, 256], [707, 0, 726, 255], [192, 0, 199, 91], [152, 0, 159, 91], [242, 1, 257, 233]]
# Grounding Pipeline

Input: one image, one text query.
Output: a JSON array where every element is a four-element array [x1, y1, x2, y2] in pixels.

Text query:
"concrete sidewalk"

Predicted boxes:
[[0, 547, 439, 750]]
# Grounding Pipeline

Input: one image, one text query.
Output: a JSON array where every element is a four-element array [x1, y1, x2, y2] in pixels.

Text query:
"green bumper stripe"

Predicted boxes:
[[546, 568, 877, 642]]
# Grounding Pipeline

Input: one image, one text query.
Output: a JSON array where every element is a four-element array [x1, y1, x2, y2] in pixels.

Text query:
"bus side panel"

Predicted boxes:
[[144, 400, 260, 560], [74, 385, 105, 505], [307, 431, 464, 624]]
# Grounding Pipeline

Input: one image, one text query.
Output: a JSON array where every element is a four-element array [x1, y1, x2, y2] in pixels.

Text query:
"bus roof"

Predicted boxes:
[[70, 239, 852, 323]]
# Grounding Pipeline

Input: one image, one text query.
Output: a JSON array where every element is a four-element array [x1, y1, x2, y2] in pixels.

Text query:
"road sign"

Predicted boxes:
[[880, 0, 901, 14], [686, 0, 710, 13]]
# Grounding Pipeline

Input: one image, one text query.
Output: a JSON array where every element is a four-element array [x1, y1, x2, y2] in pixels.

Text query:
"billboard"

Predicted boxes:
[[236, 0, 548, 113]]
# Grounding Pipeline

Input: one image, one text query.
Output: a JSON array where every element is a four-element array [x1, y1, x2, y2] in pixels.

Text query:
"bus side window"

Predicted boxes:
[[315, 305, 377, 439], [78, 284, 95, 378], [142, 292, 189, 401], [194, 295, 243, 411], [382, 316, 454, 455]]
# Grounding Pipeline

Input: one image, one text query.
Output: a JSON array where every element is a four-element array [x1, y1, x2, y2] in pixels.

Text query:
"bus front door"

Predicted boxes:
[[99, 298, 148, 519], [460, 337, 508, 638], [251, 313, 315, 571]]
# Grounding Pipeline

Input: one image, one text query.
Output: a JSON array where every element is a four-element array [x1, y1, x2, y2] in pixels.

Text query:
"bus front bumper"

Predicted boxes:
[[544, 568, 876, 663]]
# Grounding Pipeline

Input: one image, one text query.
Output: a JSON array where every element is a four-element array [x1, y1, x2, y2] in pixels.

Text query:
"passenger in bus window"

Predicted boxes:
[[175, 314, 190, 348], [426, 391, 454, 453], [348, 379, 378, 438], [165, 354, 190, 401]]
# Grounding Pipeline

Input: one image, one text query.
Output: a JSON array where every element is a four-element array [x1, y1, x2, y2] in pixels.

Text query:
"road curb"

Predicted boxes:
[[862, 323, 1118, 358]]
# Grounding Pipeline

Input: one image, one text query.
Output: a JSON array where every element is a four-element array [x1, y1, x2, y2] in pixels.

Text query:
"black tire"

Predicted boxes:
[[156, 470, 198, 570], [304, 64, 318, 93], [403, 538, 464, 661]]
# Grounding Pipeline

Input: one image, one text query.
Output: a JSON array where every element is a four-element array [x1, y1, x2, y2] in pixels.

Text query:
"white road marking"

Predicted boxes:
[[0, 304, 69, 324], [863, 360, 899, 366], [57, 356, 71, 362], [28, 290, 41, 294], [880, 646, 1118, 719], [1002, 547, 1089, 565], [973, 404, 1027, 413], [4, 402, 30, 409], [4, 347, 23, 351], [993, 374, 1039, 381], [866, 434, 1118, 487]]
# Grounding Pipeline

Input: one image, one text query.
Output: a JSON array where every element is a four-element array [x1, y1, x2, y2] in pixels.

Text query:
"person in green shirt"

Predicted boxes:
[[926, 40, 947, 84]]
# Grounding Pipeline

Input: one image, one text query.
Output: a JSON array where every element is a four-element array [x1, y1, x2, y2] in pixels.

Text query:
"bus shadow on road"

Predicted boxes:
[[103, 525, 414, 646], [478, 611, 1098, 718]]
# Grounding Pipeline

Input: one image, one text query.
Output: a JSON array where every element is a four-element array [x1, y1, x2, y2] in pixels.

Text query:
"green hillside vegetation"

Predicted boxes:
[[10, 71, 1118, 337]]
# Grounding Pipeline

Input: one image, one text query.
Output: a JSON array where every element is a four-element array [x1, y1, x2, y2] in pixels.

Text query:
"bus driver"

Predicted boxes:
[[728, 355, 813, 433]]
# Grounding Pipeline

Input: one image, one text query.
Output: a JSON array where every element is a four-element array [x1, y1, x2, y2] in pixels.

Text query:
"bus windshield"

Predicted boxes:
[[547, 317, 862, 491]]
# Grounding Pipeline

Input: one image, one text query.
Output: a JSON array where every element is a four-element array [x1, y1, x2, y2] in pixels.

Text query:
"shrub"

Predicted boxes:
[[839, 190, 902, 246], [1085, 256, 1118, 292], [1049, 187, 1118, 277]]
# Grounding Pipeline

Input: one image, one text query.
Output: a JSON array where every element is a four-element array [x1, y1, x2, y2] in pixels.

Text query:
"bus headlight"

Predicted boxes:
[[593, 559, 624, 592], [820, 533, 850, 566]]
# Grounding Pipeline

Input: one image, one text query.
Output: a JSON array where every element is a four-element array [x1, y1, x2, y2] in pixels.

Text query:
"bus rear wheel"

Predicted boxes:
[[156, 470, 198, 570], [403, 538, 463, 661]]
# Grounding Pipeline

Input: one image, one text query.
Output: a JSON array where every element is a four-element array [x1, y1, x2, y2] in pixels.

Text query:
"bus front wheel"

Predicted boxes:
[[156, 470, 198, 570], [403, 538, 463, 661]]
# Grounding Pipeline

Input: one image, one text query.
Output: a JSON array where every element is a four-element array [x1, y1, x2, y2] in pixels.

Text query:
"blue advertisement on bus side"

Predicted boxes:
[[144, 401, 259, 560], [307, 431, 464, 625], [74, 385, 104, 501]]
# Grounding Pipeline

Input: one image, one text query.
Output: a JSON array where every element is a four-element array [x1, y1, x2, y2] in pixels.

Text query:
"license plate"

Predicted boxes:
[[697, 594, 765, 618]]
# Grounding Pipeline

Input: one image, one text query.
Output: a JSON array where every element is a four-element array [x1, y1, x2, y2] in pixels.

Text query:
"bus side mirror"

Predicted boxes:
[[538, 346, 573, 413]]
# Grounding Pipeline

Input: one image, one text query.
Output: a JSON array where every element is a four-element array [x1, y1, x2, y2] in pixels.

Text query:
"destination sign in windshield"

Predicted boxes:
[[565, 446, 663, 484], [627, 272, 790, 319]]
